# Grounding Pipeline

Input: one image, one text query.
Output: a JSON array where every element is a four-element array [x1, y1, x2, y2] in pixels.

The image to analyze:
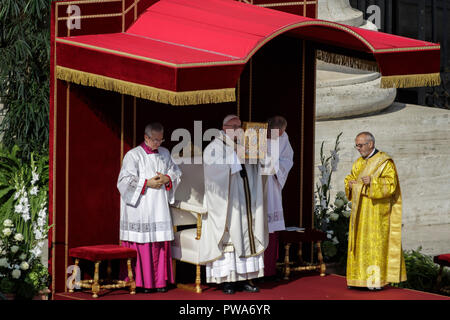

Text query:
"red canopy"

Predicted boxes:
[[55, 0, 441, 105]]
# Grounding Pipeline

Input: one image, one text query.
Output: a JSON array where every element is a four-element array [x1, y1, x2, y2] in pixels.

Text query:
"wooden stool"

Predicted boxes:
[[278, 229, 327, 280], [68, 244, 137, 298], [434, 254, 450, 295]]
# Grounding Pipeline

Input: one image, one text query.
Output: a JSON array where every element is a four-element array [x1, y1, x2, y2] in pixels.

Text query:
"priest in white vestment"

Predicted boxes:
[[117, 122, 181, 293], [263, 116, 294, 279], [200, 115, 268, 294]]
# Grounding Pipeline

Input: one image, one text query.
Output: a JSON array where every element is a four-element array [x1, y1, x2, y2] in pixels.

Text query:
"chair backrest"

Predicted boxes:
[[174, 156, 205, 208], [171, 156, 206, 226]]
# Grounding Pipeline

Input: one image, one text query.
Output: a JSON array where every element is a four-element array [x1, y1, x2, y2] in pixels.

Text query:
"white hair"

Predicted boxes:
[[222, 114, 239, 126]]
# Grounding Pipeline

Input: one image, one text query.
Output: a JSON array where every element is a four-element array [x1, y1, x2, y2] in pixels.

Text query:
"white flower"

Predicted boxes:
[[11, 245, 19, 253], [2, 228, 12, 236], [20, 261, 29, 271], [327, 230, 334, 235], [31, 169, 39, 185], [327, 233, 332, 239], [37, 217, 45, 228], [34, 229, 43, 240], [347, 202, 352, 208], [14, 233, 24, 242], [332, 236, 339, 244], [342, 210, 351, 218], [30, 186, 39, 196], [0, 258, 8, 267], [30, 247, 42, 258], [19, 253, 27, 260], [11, 269, 21, 279], [3, 219, 13, 227], [22, 213, 31, 222], [14, 203, 24, 214], [320, 199, 327, 208], [318, 165, 326, 173], [330, 213, 339, 221], [334, 199, 345, 209]]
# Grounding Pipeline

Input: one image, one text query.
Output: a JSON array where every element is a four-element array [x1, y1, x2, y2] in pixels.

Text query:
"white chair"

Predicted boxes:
[[170, 157, 207, 293]]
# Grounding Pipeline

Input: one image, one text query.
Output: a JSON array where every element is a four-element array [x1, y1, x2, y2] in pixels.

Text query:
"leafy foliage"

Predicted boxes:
[[392, 247, 450, 296], [0, 0, 50, 159]]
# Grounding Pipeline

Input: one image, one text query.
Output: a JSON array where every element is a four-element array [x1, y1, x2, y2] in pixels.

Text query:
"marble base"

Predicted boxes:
[[316, 62, 397, 120]]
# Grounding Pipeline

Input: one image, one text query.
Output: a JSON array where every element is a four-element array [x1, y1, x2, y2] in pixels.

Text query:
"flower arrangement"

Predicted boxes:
[[314, 133, 352, 266], [0, 219, 49, 299], [0, 145, 50, 299]]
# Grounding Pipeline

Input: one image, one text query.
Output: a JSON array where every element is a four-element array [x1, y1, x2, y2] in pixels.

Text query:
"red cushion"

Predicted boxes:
[[69, 245, 137, 261], [434, 254, 450, 267]]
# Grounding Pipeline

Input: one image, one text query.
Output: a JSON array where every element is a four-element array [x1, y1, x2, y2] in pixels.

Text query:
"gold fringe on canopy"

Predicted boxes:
[[381, 73, 441, 89], [316, 50, 380, 72], [56, 66, 236, 106]]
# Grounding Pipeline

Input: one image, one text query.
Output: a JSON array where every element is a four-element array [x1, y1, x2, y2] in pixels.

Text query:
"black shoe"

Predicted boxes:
[[137, 287, 153, 293], [222, 282, 235, 294], [240, 281, 260, 293], [156, 287, 168, 293]]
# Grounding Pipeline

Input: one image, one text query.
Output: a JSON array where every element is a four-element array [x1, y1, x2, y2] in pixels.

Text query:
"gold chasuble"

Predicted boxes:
[[344, 151, 407, 287]]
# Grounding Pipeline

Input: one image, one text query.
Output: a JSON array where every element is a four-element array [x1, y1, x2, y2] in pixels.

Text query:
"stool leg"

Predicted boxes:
[[297, 241, 304, 265], [316, 241, 326, 277], [195, 264, 202, 293], [284, 243, 291, 280], [435, 265, 443, 292], [127, 258, 136, 295], [107, 260, 112, 281], [69, 258, 80, 293], [92, 261, 101, 298]]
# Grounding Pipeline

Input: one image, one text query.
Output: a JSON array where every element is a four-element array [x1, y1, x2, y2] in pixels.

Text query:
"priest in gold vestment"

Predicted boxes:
[[345, 132, 407, 289]]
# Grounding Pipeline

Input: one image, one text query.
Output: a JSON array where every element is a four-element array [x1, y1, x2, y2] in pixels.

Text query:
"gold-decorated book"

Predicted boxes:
[[242, 122, 268, 160]]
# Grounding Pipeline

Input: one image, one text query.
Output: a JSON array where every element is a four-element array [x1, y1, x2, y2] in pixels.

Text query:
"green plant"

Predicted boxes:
[[392, 247, 450, 296], [314, 133, 351, 265], [0, 0, 50, 159]]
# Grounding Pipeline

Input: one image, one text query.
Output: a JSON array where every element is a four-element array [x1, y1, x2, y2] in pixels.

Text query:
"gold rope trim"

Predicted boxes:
[[56, 66, 236, 105], [316, 50, 379, 72], [381, 73, 441, 88]]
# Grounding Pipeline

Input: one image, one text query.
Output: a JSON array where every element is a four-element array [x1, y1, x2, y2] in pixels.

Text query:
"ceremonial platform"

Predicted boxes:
[[54, 274, 449, 300]]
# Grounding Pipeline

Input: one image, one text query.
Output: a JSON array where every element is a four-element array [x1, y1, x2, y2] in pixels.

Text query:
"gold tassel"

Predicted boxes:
[[56, 66, 236, 105], [316, 50, 380, 72], [380, 73, 441, 88]]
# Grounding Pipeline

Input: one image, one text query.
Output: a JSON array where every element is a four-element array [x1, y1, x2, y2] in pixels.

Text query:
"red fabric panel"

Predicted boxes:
[[435, 254, 450, 267], [57, 36, 243, 91], [57, 41, 178, 91], [69, 245, 137, 261], [375, 50, 441, 76], [59, 33, 237, 64], [67, 86, 122, 250]]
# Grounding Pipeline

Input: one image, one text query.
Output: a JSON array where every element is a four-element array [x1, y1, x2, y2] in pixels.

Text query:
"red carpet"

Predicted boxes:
[[54, 274, 449, 300]]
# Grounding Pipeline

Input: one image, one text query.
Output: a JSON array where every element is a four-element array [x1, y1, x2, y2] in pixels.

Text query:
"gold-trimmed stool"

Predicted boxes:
[[278, 229, 327, 280], [68, 244, 137, 298]]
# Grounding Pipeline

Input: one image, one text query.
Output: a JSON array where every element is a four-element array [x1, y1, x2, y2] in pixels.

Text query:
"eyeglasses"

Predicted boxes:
[[354, 142, 369, 149], [146, 135, 165, 144]]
